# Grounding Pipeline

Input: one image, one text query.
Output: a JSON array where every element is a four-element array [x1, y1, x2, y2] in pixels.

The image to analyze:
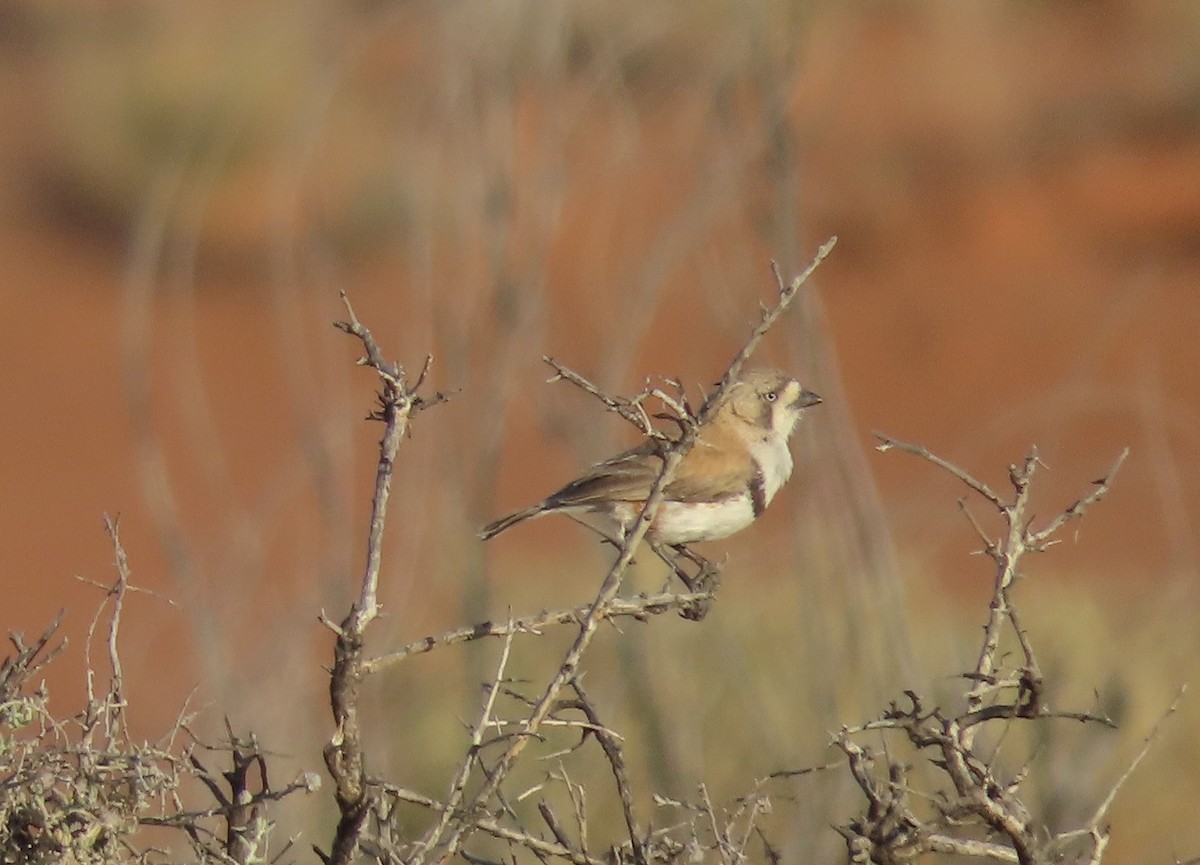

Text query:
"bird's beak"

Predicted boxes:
[[796, 389, 822, 409]]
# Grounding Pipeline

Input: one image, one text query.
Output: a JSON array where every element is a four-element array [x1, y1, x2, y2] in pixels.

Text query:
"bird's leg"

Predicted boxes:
[[648, 542, 721, 596], [671, 544, 723, 594], [662, 544, 723, 621], [650, 541, 699, 592]]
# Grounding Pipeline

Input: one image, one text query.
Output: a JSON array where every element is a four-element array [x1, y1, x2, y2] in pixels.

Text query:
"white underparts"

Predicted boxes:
[[608, 495, 758, 545]]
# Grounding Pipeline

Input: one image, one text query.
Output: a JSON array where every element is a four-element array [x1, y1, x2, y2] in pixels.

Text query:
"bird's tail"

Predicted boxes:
[[480, 505, 546, 540]]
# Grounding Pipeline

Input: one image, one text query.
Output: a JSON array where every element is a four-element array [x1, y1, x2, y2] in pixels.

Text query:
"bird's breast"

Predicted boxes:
[[644, 495, 758, 545], [749, 434, 794, 506]]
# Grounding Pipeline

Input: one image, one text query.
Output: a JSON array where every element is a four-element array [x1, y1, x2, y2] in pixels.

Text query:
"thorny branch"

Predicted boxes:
[[542, 356, 671, 439], [319, 290, 451, 865], [650, 780, 776, 865], [566, 679, 645, 865], [702, 238, 836, 418], [1, 611, 66, 702], [831, 438, 1168, 865], [331, 289, 451, 631], [363, 589, 718, 674], [873, 436, 1128, 727]]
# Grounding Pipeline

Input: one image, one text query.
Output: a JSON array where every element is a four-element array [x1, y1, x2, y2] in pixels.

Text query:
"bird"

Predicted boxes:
[[480, 368, 822, 546]]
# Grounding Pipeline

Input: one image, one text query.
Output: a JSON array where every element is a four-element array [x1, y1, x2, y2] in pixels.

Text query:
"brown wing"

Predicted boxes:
[[544, 442, 663, 508], [662, 467, 753, 505], [545, 435, 749, 509]]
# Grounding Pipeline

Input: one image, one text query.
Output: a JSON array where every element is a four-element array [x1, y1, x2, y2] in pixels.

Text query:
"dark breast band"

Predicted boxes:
[[749, 462, 768, 518]]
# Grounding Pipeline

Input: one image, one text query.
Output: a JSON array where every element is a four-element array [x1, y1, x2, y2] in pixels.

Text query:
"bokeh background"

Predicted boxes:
[[1, 1, 1198, 861]]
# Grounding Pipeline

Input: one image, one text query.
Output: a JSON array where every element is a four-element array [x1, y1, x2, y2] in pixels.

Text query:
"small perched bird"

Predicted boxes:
[[480, 368, 822, 546]]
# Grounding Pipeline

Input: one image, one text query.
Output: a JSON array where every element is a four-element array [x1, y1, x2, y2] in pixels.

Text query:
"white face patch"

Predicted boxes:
[[770, 381, 803, 437]]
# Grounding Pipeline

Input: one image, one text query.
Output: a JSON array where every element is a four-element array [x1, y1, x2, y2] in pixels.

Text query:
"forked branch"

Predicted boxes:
[[833, 439, 1158, 865]]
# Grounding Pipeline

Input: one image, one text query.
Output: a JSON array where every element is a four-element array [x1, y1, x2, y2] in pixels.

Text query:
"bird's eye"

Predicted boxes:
[[765, 392, 777, 402]]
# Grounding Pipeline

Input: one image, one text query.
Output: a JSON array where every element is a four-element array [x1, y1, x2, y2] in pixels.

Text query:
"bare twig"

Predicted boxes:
[[650, 780, 776, 865], [331, 291, 447, 631], [84, 515, 133, 738], [321, 291, 450, 865], [147, 725, 320, 865], [363, 589, 717, 673], [567, 680, 645, 865], [409, 623, 518, 863], [1, 611, 67, 701], [701, 237, 836, 420], [925, 834, 1020, 862], [1081, 686, 1185, 836], [419, 448, 681, 864], [1027, 448, 1129, 548], [376, 782, 606, 865], [543, 357, 660, 437], [872, 433, 1005, 510]]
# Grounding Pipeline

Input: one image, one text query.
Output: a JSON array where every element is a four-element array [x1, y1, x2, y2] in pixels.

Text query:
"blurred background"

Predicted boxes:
[[1, 1, 1198, 861]]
